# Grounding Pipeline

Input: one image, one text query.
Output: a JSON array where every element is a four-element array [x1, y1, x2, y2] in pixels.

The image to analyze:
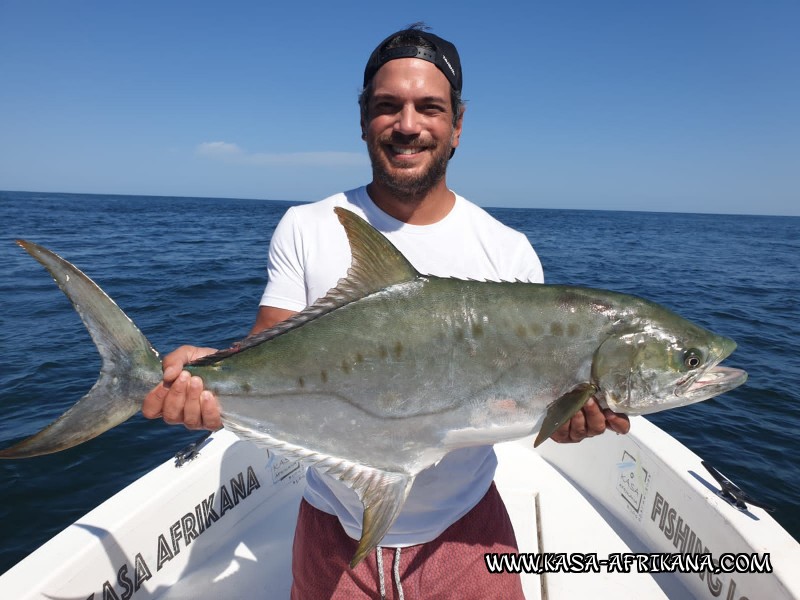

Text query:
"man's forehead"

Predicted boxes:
[[370, 58, 451, 97]]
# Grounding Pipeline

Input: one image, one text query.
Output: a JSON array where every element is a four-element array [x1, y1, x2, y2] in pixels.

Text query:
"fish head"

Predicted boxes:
[[591, 307, 747, 415]]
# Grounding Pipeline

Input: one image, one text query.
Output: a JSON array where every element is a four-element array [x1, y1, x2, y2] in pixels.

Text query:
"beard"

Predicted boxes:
[[367, 132, 452, 203]]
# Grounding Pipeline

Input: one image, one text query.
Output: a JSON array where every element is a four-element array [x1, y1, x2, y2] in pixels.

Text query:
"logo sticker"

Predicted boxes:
[[616, 450, 651, 520]]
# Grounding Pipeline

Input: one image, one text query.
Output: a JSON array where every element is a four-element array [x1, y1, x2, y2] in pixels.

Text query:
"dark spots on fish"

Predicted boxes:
[[529, 323, 544, 336], [567, 323, 579, 337], [241, 382, 252, 393], [355, 352, 364, 363], [379, 346, 389, 359], [472, 322, 484, 337], [320, 370, 328, 383], [550, 323, 564, 336], [298, 377, 305, 388], [515, 325, 527, 338], [393, 341, 403, 359], [455, 328, 465, 341], [341, 360, 351, 374]]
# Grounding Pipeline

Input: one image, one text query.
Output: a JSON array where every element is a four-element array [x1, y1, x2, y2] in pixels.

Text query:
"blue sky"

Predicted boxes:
[[1, 1, 797, 215]]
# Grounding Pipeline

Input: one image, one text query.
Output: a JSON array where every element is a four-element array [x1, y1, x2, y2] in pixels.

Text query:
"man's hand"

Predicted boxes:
[[549, 397, 630, 444], [142, 345, 222, 430], [142, 307, 297, 432]]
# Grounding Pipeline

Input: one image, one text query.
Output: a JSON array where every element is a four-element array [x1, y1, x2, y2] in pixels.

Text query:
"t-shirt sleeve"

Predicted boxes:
[[512, 232, 545, 284], [259, 208, 309, 312]]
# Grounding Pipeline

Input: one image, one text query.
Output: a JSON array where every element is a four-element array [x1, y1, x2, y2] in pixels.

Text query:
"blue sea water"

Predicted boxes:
[[1, 190, 798, 574]]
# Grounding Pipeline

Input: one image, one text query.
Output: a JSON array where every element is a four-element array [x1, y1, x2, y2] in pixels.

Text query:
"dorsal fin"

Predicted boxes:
[[192, 207, 420, 365], [333, 206, 420, 294]]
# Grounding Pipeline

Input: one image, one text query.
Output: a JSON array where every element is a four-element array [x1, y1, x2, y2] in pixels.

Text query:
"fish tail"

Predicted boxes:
[[0, 241, 162, 459]]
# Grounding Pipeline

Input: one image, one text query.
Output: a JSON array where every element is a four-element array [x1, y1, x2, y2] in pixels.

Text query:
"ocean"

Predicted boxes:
[[1, 190, 798, 574]]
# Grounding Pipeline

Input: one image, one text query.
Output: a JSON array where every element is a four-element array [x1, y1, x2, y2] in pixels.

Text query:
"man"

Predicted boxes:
[[144, 25, 630, 599]]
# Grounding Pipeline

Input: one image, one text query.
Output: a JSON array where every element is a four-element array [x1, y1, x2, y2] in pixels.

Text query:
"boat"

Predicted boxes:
[[0, 416, 797, 599]]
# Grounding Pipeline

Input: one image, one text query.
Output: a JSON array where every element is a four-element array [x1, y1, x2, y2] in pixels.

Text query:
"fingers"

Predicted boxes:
[[548, 398, 630, 444], [142, 345, 221, 430], [142, 381, 169, 419], [158, 371, 186, 424], [161, 345, 216, 383], [549, 398, 596, 443], [161, 347, 191, 384], [604, 408, 631, 435], [549, 418, 577, 444], [201, 391, 223, 431], [147, 370, 219, 430], [170, 371, 203, 429], [583, 398, 608, 436]]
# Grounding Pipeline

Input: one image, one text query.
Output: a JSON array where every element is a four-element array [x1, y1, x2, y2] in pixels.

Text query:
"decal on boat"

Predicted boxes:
[[650, 490, 773, 599], [610, 443, 774, 600], [89, 465, 262, 600], [271, 454, 303, 485], [616, 449, 652, 521]]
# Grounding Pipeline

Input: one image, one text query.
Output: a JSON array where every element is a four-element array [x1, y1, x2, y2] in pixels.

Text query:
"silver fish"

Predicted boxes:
[[0, 207, 747, 567]]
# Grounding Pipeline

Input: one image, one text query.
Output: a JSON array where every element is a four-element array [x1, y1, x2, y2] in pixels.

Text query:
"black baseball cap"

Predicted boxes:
[[363, 29, 462, 92]]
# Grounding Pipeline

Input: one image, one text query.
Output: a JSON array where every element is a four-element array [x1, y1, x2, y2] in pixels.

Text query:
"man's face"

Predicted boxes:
[[362, 58, 463, 201]]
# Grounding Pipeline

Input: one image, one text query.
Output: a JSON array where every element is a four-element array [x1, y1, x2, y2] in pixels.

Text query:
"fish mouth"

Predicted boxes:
[[680, 366, 748, 402]]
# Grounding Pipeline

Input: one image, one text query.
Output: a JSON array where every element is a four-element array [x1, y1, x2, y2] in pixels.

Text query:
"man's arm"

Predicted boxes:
[[250, 306, 297, 336]]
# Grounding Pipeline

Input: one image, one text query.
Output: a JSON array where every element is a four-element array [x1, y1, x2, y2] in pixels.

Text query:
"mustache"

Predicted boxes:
[[378, 133, 434, 148]]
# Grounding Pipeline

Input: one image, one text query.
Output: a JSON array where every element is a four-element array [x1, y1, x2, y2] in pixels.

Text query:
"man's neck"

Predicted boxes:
[[366, 180, 455, 225]]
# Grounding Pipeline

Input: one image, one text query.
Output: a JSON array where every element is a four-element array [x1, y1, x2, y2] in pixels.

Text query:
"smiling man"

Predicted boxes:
[[143, 24, 629, 599]]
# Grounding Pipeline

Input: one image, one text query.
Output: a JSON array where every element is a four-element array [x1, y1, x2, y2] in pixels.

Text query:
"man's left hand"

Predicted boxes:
[[550, 397, 630, 443]]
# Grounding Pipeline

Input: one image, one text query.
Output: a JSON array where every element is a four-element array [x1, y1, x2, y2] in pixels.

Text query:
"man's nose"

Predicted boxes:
[[394, 104, 422, 135]]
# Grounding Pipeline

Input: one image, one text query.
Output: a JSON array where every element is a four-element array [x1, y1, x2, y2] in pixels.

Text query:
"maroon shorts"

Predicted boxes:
[[290, 482, 524, 599]]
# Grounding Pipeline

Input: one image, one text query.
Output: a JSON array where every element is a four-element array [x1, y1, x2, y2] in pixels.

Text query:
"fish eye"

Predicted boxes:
[[684, 350, 702, 369]]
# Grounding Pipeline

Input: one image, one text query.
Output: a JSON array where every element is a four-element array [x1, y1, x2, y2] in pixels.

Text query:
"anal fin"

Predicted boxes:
[[221, 416, 413, 568], [534, 383, 597, 448], [348, 469, 413, 567]]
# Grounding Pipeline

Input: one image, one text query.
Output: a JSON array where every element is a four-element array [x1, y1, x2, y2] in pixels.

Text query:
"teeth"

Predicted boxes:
[[391, 146, 421, 155]]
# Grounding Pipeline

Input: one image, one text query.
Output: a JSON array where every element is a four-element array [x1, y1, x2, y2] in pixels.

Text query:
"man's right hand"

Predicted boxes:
[[142, 345, 222, 430], [142, 307, 298, 430]]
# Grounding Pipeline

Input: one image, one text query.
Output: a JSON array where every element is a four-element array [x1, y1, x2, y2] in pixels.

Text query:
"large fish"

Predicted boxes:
[[0, 208, 747, 567]]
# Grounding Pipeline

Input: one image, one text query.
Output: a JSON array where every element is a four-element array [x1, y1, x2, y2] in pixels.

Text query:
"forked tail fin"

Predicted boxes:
[[0, 241, 162, 458]]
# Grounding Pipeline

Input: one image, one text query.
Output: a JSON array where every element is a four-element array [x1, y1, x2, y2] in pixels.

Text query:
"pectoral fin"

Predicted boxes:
[[534, 383, 598, 448]]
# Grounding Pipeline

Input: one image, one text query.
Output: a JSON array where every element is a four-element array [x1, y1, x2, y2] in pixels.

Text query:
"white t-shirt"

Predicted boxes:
[[260, 186, 544, 547]]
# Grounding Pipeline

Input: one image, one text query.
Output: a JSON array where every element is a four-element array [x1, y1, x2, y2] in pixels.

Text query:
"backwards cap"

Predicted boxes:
[[363, 29, 462, 92]]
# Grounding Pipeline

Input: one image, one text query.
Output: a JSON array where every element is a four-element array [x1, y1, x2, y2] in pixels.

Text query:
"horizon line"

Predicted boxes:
[[1, 188, 797, 219]]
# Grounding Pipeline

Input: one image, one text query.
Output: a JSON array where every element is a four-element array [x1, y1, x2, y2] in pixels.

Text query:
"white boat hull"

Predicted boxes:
[[1, 417, 798, 599]]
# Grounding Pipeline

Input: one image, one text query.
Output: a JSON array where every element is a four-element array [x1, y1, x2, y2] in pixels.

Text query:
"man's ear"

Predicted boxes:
[[451, 106, 465, 149]]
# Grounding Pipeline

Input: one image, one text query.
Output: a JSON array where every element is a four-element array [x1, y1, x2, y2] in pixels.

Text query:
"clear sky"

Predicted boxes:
[[1, 1, 798, 215]]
